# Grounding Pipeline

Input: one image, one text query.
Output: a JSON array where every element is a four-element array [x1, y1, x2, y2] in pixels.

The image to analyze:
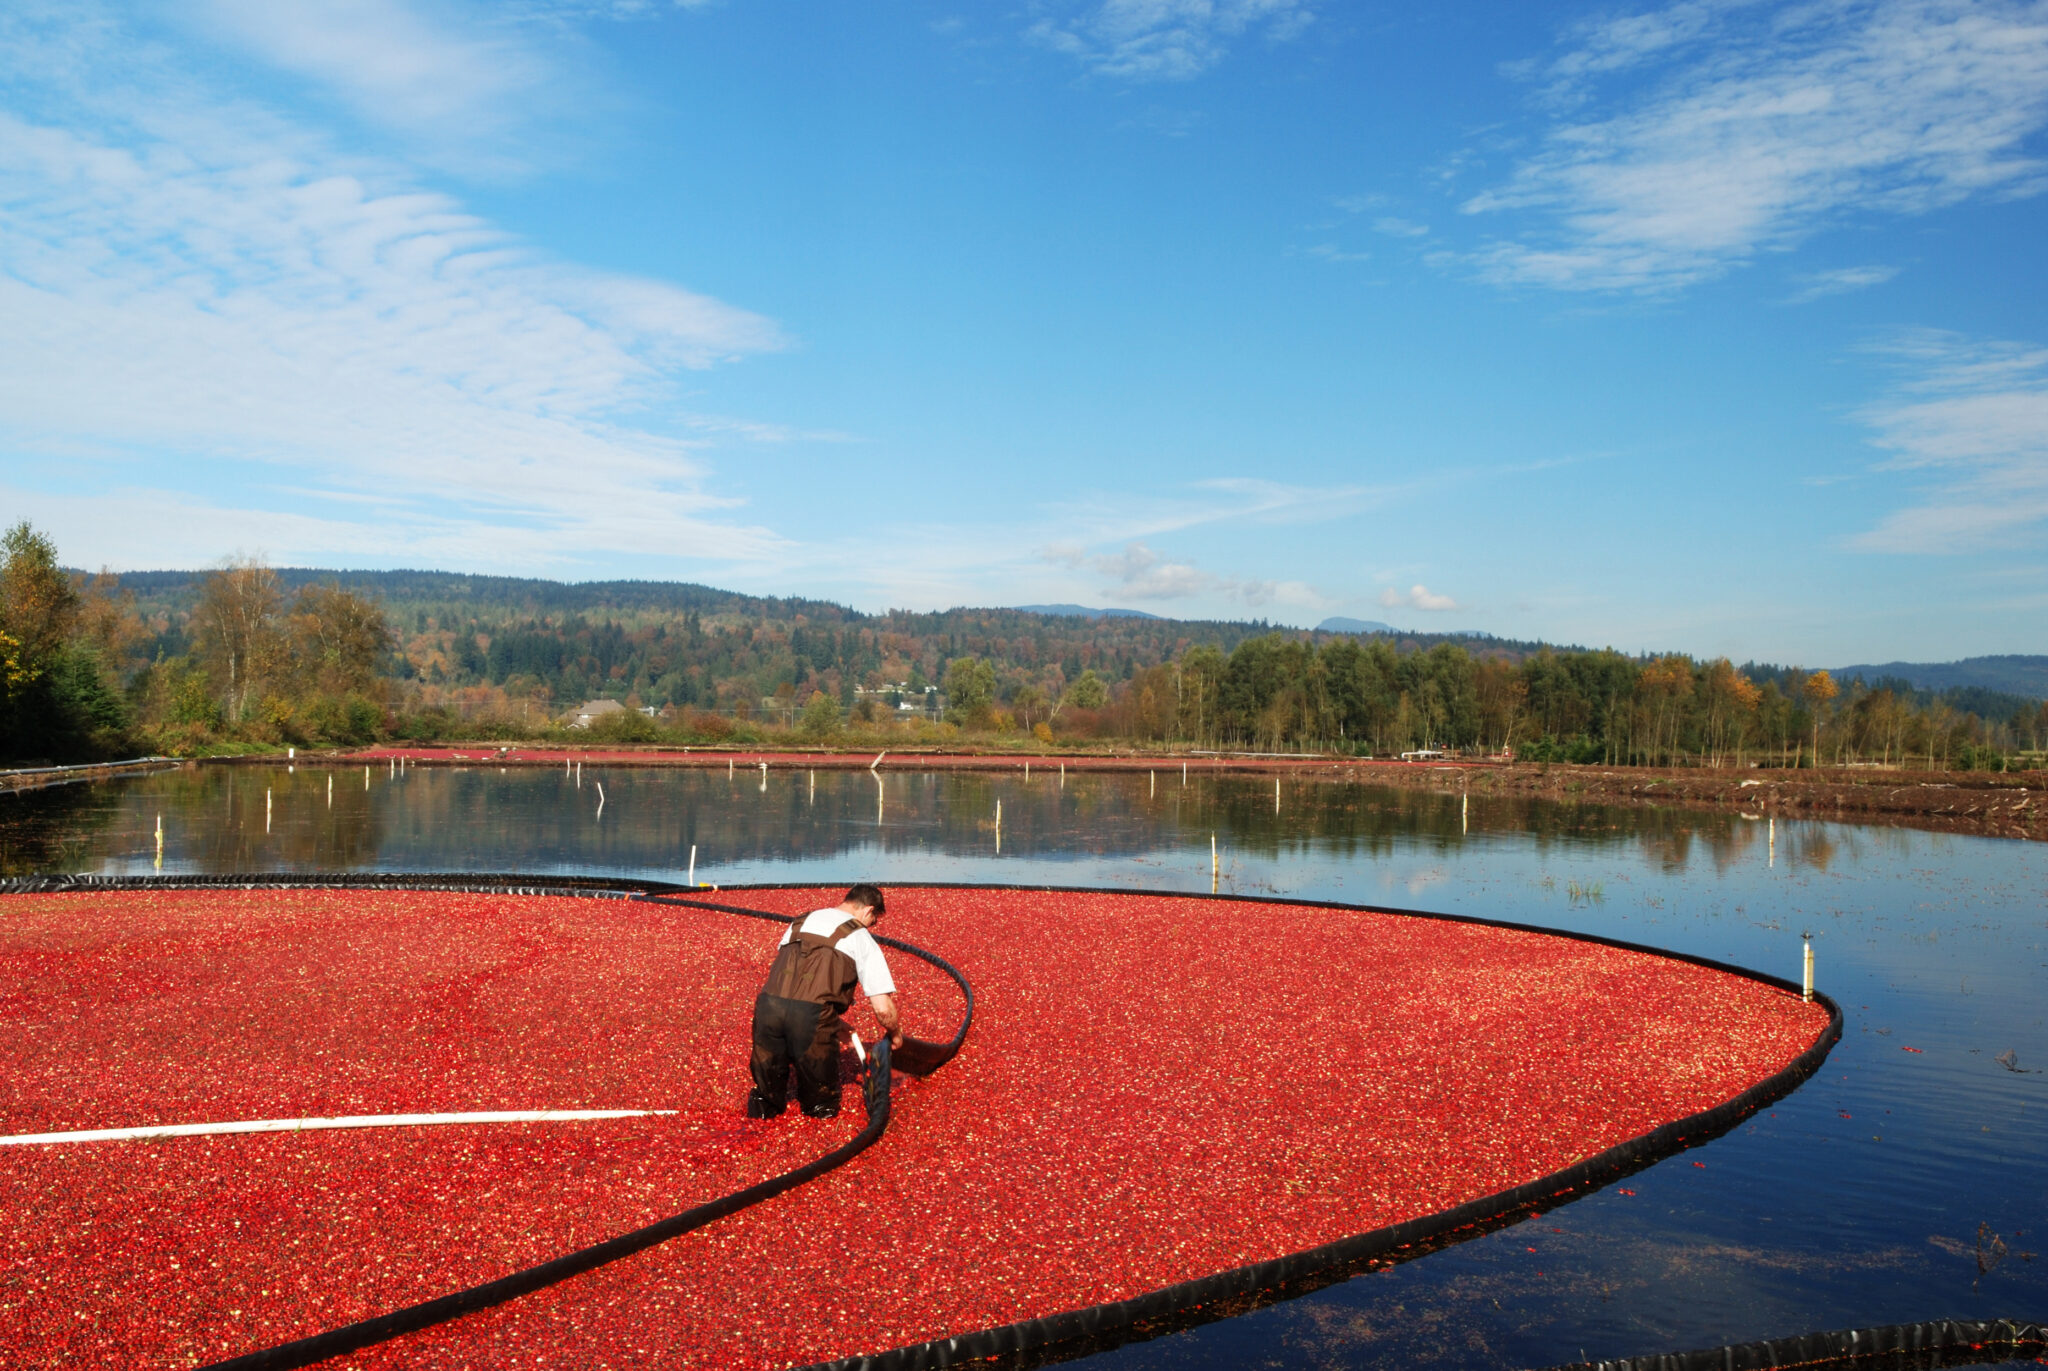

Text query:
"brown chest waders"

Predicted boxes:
[[749, 918, 863, 1118]]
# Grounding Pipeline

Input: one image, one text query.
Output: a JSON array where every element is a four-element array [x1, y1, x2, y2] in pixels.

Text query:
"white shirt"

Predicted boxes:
[[777, 908, 897, 998]]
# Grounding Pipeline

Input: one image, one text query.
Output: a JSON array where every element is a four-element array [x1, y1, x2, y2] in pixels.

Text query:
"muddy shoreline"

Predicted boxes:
[[1315, 760, 2045, 843]]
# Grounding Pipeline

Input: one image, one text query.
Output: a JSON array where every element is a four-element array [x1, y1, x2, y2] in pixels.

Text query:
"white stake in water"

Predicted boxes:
[[595, 781, 605, 819], [265, 787, 272, 834], [729, 757, 734, 779], [1769, 816, 1776, 868], [1211, 833, 1219, 892], [1059, 762, 1065, 788], [809, 769, 815, 803], [1275, 777, 1281, 814], [1802, 935, 1814, 1003], [327, 774, 333, 808], [688, 844, 697, 886], [1151, 770, 1156, 797], [759, 761, 767, 793], [364, 766, 370, 790], [1182, 761, 1187, 786], [995, 797, 1002, 854]]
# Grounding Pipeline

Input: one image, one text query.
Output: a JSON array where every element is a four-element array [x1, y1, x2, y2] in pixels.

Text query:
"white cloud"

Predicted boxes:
[[1783, 263, 1900, 303], [1029, 0, 1314, 81], [1379, 583, 1461, 612], [1302, 242, 1371, 263], [1848, 330, 2048, 553], [192, 0, 554, 137], [1465, 0, 2048, 292], [1093, 541, 1213, 598], [1373, 216, 1430, 238], [0, 10, 794, 575], [1021, 537, 1326, 612]]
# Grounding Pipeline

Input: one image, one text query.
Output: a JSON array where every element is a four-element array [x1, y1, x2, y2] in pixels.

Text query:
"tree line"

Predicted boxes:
[[5, 527, 2040, 769], [1037, 636, 2043, 769]]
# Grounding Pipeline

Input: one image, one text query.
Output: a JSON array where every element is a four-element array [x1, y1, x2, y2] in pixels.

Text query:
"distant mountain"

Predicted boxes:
[[1316, 616, 1397, 635], [1010, 604, 1161, 620], [1831, 654, 2048, 700]]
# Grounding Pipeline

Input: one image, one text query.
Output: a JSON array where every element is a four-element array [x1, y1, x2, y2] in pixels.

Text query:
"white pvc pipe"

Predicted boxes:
[[1802, 938, 1815, 1002], [688, 844, 696, 886], [1, 1109, 674, 1147]]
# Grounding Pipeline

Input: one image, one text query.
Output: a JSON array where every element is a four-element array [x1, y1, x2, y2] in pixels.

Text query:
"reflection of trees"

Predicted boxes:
[[0, 781, 126, 876], [0, 766, 1893, 879]]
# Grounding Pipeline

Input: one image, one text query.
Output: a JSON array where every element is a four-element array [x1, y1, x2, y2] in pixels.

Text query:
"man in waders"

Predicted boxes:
[[748, 884, 903, 1119]]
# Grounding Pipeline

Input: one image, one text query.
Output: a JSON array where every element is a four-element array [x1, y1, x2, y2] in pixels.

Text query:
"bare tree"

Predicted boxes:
[[193, 558, 285, 721]]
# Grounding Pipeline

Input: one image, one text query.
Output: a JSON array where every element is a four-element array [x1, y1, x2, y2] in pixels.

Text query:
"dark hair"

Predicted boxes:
[[844, 883, 886, 915]]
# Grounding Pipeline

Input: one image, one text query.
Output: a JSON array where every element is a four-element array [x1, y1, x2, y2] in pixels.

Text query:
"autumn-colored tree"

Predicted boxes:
[[74, 570, 148, 670], [192, 559, 285, 722], [0, 521, 79, 682], [1635, 655, 1693, 764], [288, 583, 392, 700], [1698, 659, 1762, 766], [1475, 657, 1529, 752], [1801, 669, 1838, 768]]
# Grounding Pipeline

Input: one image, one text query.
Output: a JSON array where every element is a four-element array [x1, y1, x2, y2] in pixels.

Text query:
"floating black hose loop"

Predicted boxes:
[[1533, 1317, 2048, 1371]]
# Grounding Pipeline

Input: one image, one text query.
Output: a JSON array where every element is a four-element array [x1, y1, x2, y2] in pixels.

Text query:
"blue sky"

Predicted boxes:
[[1, 0, 2044, 664]]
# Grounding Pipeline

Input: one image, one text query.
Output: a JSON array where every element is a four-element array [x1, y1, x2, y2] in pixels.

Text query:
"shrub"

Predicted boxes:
[[589, 708, 662, 744], [799, 691, 840, 739]]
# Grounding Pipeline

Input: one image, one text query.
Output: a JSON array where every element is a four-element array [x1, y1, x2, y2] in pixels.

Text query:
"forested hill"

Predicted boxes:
[[1828, 655, 2048, 699], [111, 568, 860, 625], [104, 566, 1542, 715]]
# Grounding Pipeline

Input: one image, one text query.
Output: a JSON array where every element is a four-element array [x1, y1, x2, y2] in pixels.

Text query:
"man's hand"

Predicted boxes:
[[868, 992, 904, 1049]]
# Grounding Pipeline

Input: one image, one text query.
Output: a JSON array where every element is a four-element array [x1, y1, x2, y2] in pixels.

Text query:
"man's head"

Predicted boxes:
[[841, 883, 886, 924]]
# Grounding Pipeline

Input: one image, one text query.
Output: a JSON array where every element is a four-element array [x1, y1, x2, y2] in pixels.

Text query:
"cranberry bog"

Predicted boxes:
[[0, 879, 1840, 1369]]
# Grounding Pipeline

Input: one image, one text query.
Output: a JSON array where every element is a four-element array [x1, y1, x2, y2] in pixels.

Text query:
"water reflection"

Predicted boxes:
[[0, 763, 1883, 883]]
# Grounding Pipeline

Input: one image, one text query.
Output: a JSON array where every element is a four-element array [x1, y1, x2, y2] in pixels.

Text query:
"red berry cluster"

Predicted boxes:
[[0, 886, 1827, 1369]]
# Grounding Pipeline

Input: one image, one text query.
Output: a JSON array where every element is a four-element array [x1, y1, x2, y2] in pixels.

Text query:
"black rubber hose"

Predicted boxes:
[[1532, 1317, 2048, 1371]]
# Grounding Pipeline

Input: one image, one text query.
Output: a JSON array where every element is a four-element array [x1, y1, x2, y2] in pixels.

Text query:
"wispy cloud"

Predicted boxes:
[[1379, 583, 1461, 612], [0, 7, 793, 574], [191, 0, 555, 137], [1848, 330, 2048, 553], [1465, 0, 2048, 292], [1029, 0, 1315, 81], [1783, 263, 1900, 303], [1302, 242, 1371, 263], [1073, 541, 1320, 608], [1373, 216, 1430, 238]]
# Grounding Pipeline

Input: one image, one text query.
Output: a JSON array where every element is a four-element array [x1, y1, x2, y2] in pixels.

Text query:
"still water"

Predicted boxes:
[[3, 761, 2044, 1368]]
